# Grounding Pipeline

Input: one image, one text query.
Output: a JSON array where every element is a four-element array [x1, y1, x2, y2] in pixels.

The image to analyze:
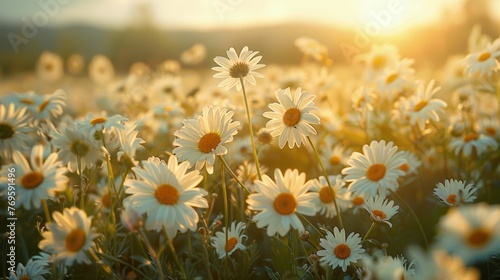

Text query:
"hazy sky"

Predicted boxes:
[[1, 0, 497, 33]]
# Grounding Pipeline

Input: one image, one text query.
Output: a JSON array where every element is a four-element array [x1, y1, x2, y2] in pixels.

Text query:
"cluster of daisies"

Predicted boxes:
[[1, 27, 500, 279]]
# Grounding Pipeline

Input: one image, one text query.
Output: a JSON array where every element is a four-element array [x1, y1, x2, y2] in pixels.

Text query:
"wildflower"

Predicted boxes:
[[363, 195, 399, 227], [342, 140, 405, 197], [356, 44, 400, 81], [0, 104, 34, 159], [263, 87, 320, 149], [36, 51, 64, 82], [236, 161, 268, 192], [294, 37, 331, 64], [9, 257, 51, 280], [149, 74, 183, 102], [124, 156, 208, 238], [173, 106, 240, 174], [436, 203, 500, 264], [434, 179, 477, 206], [246, 169, 316, 236], [88, 55, 115, 84], [212, 46, 265, 91], [180, 43, 207, 65], [398, 151, 421, 176], [117, 122, 145, 167], [477, 117, 500, 139], [319, 137, 351, 170], [376, 58, 415, 100], [309, 175, 350, 218], [79, 113, 128, 140], [211, 221, 247, 259], [38, 207, 98, 266], [67, 54, 85, 75], [449, 132, 498, 157], [462, 38, 500, 76], [317, 227, 365, 272], [403, 80, 447, 130]]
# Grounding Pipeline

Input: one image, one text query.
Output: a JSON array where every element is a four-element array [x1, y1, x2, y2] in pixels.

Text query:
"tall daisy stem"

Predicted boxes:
[[239, 76, 262, 180], [362, 222, 376, 243], [218, 155, 251, 194], [307, 136, 344, 229], [42, 199, 51, 223], [220, 162, 230, 277], [167, 239, 186, 279], [389, 189, 429, 248]]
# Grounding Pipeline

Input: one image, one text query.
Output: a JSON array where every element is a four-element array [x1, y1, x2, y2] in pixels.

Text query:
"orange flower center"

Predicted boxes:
[[198, 132, 221, 153], [485, 127, 496, 137], [372, 55, 386, 70], [19, 276, 31, 280], [334, 243, 351, 259], [155, 184, 179, 205], [319, 186, 335, 204], [102, 193, 110, 208], [386, 73, 398, 84], [372, 209, 387, 219], [273, 193, 297, 215], [413, 100, 428, 112], [224, 237, 238, 252], [352, 196, 364, 206], [20, 98, 35, 105], [229, 61, 250, 78], [21, 172, 44, 189], [398, 163, 410, 173], [329, 155, 341, 166], [38, 99, 49, 112], [466, 228, 491, 248], [283, 108, 301, 127], [463, 133, 479, 142], [446, 194, 457, 205], [65, 228, 86, 252], [90, 117, 107, 125], [45, 63, 53, 71], [366, 164, 386, 182], [478, 52, 491, 62]]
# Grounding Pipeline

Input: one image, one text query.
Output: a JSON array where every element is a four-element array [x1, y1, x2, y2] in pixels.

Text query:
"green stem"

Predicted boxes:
[[297, 230, 321, 279], [94, 249, 149, 279], [77, 154, 84, 209], [239, 76, 262, 181], [42, 199, 51, 223], [362, 222, 376, 243], [139, 228, 165, 278], [297, 213, 324, 238], [220, 162, 230, 277], [167, 239, 186, 279], [307, 136, 344, 229], [389, 189, 429, 248], [218, 155, 251, 194]]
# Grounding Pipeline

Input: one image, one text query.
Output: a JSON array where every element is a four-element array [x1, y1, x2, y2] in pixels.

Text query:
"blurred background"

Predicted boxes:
[[0, 0, 499, 74]]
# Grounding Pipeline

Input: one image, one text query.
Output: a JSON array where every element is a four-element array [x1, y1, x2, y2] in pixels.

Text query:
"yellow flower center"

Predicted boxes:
[[70, 140, 90, 157], [155, 184, 179, 205], [90, 117, 107, 125], [485, 127, 496, 137], [372, 55, 386, 70], [0, 123, 15, 140], [229, 61, 250, 78], [446, 194, 457, 205], [413, 100, 428, 112], [38, 99, 49, 112], [283, 108, 301, 127], [102, 193, 110, 208], [466, 228, 491, 248], [319, 186, 335, 204], [463, 133, 479, 142], [45, 63, 53, 71], [398, 163, 410, 173], [386, 73, 398, 84], [198, 132, 221, 153], [273, 193, 297, 215], [372, 209, 387, 219], [65, 228, 86, 252], [19, 275, 31, 280], [21, 172, 44, 189], [329, 155, 341, 166], [477, 52, 491, 62], [20, 98, 35, 105], [352, 196, 364, 206], [334, 243, 351, 259], [366, 164, 386, 182], [224, 237, 238, 252]]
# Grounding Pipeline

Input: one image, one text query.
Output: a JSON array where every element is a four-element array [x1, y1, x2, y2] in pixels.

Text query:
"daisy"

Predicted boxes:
[[79, 113, 128, 140], [246, 169, 316, 236], [2, 145, 68, 210], [342, 140, 405, 198], [38, 207, 98, 266], [67, 54, 85, 75], [309, 175, 351, 218], [212, 46, 265, 91], [355, 44, 400, 81], [376, 58, 415, 100], [319, 137, 351, 170], [180, 43, 207, 65], [148, 74, 183, 102], [120, 199, 143, 232], [436, 203, 500, 264], [398, 151, 421, 176], [477, 117, 500, 139], [236, 161, 268, 192], [365, 255, 415, 280], [35, 89, 67, 121], [317, 227, 365, 272], [0, 103, 34, 159], [173, 106, 240, 174], [88, 55, 115, 84], [434, 179, 477, 206], [363, 195, 399, 227], [462, 38, 500, 76], [36, 51, 64, 82], [294, 37, 330, 64], [50, 122, 103, 173], [449, 132, 498, 157], [9, 257, 51, 280], [117, 122, 145, 167], [263, 87, 320, 149], [211, 221, 247, 259], [403, 80, 447, 130], [123, 155, 208, 238], [348, 193, 367, 215], [352, 86, 375, 112]]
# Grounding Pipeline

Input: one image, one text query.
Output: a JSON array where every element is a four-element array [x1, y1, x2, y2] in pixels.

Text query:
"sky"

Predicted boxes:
[[0, 0, 496, 33]]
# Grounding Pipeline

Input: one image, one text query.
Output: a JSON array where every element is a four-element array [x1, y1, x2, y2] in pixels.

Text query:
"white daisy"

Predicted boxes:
[[294, 37, 330, 64], [9, 257, 51, 280], [363, 195, 399, 227], [212, 46, 265, 91], [36, 51, 64, 82], [398, 151, 421, 176], [342, 140, 405, 198], [2, 145, 68, 210], [88, 55, 115, 84], [434, 179, 477, 206], [236, 161, 268, 192], [355, 44, 400, 81], [148, 74, 183, 102], [309, 175, 351, 218], [319, 138, 351, 171], [317, 227, 365, 272], [436, 203, 500, 264], [449, 132, 498, 157], [246, 169, 316, 236], [403, 80, 447, 130], [211, 221, 247, 259], [462, 38, 500, 76], [173, 106, 240, 174], [263, 87, 320, 149], [117, 122, 145, 167], [180, 43, 206, 65], [0, 103, 34, 160], [376, 58, 415, 100], [124, 155, 208, 238], [38, 207, 98, 266], [79, 113, 128, 140], [67, 53, 85, 75], [35, 89, 67, 121]]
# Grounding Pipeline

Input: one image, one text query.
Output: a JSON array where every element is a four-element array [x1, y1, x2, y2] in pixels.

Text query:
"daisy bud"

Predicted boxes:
[[198, 227, 206, 235], [300, 231, 310, 241]]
